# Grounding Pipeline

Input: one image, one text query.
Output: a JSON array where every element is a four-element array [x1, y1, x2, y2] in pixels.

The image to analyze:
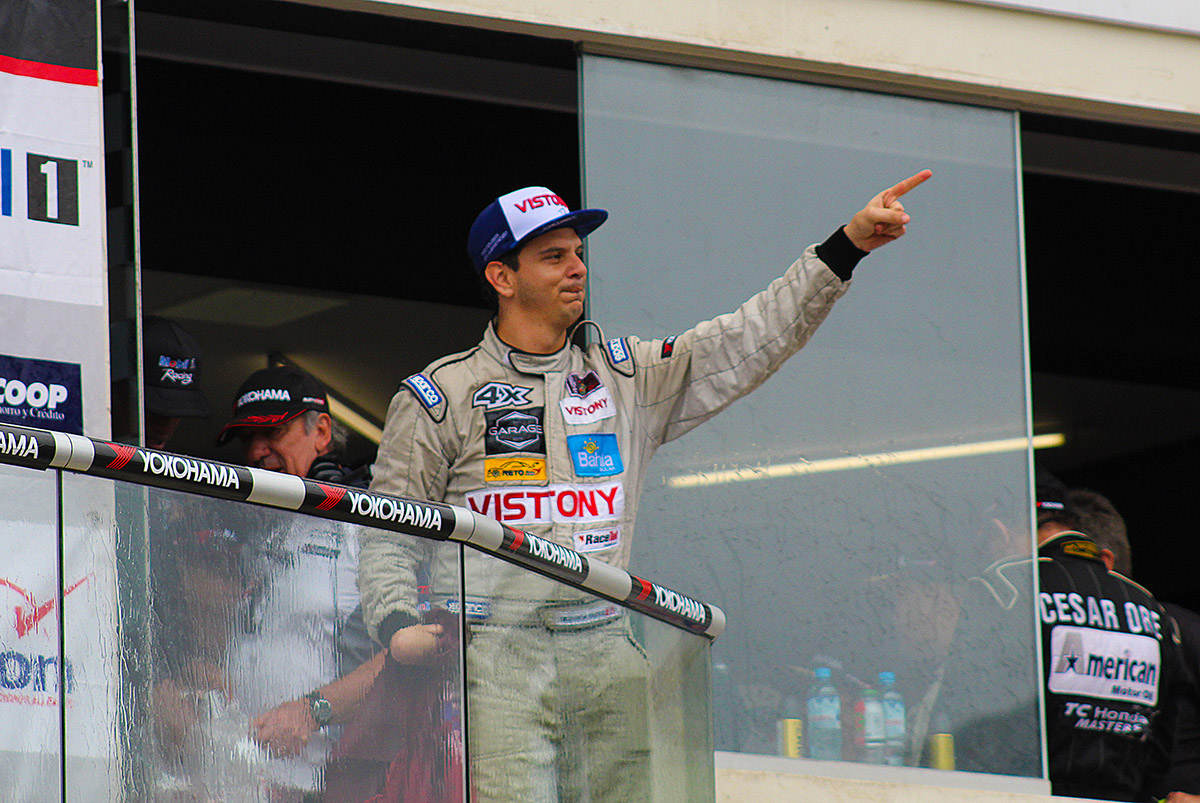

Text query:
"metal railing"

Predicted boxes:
[[0, 421, 724, 638]]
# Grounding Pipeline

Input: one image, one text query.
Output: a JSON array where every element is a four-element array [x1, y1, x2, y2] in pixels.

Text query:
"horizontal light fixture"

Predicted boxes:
[[326, 395, 383, 445], [267, 352, 385, 445], [666, 433, 1066, 489]]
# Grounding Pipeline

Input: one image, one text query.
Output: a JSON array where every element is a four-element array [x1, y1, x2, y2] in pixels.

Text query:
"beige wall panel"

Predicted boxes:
[[715, 767, 1078, 803], [306, 0, 1200, 129]]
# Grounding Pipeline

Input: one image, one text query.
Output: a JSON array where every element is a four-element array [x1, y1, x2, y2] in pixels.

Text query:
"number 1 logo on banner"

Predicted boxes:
[[1, 149, 80, 226]]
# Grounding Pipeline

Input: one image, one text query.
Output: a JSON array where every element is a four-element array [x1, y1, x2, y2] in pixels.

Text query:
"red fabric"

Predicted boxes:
[[323, 610, 464, 803]]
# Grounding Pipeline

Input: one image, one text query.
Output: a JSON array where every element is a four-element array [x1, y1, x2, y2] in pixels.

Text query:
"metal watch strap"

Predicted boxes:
[[304, 691, 333, 727]]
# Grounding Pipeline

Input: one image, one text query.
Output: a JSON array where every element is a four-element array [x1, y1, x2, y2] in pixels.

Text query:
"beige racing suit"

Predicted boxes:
[[359, 232, 860, 801]]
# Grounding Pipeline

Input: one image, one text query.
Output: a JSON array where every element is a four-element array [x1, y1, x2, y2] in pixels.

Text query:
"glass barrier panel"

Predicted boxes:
[[460, 555, 715, 802], [582, 54, 1041, 777], [0, 464, 65, 802], [59, 473, 466, 802]]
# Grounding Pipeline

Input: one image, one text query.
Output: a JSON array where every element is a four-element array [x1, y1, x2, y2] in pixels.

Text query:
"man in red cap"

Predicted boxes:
[[216, 365, 345, 480], [213, 366, 410, 796]]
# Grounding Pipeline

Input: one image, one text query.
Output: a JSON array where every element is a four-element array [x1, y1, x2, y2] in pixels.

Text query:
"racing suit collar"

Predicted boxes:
[[1039, 530, 1104, 564], [482, 319, 575, 376]]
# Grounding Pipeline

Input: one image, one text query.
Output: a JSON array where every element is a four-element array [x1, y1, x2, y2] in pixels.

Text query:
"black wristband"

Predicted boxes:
[[377, 610, 419, 650], [815, 226, 868, 281]]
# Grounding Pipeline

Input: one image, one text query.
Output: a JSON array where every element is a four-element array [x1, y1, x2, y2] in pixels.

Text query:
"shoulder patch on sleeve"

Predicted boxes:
[[402, 372, 447, 422], [660, 335, 678, 359], [604, 337, 636, 377]]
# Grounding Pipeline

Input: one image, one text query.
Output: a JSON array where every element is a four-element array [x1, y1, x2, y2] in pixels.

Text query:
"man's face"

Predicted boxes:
[[238, 414, 330, 477], [507, 228, 587, 332], [145, 413, 181, 450]]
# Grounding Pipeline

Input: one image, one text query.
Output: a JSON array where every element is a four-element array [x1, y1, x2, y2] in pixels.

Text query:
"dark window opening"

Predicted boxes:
[[1024, 114, 1200, 610], [115, 0, 581, 466]]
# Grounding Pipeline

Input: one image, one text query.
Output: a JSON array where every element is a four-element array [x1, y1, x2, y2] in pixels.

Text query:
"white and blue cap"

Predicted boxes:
[[467, 186, 608, 274]]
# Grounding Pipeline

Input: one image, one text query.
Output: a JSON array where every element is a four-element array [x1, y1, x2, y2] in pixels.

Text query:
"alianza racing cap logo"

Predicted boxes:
[[565, 371, 602, 398]]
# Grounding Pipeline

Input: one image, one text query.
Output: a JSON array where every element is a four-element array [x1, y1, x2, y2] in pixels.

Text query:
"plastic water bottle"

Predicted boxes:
[[880, 671, 907, 766], [806, 667, 841, 760], [200, 691, 269, 802], [859, 684, 886, 764]]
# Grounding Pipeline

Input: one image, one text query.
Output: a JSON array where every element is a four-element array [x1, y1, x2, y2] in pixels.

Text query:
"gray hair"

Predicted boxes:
[[302, 410, 348, 456], [1068, 488, 1132, 577]]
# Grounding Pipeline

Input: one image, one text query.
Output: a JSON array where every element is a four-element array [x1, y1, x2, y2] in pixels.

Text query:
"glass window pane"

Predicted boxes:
[[61, 473, 467, 802], [0, 465, 64, 802], [581, 55, 1040, 778], [460, 556, 714, 801], [59, 473, 121, 801]]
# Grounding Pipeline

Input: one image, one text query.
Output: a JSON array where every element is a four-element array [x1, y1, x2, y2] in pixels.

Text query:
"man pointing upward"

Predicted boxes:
[[360, 169, 931, 802]]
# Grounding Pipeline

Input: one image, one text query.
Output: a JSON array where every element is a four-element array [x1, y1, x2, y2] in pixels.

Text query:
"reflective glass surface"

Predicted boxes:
[[582, 55, 1040, 776], [0, 465, 64, 802], [65, 474, 466, 802], [460, 558, 714, 802]]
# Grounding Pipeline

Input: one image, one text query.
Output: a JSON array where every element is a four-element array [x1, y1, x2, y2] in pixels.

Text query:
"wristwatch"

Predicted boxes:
[[304, 691, 333, 727]]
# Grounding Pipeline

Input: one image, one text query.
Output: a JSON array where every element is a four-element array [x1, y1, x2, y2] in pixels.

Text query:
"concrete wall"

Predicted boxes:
[[304, 0, 1200, 131]]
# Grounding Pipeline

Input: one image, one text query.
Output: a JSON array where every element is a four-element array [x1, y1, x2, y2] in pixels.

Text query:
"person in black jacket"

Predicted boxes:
[[1071, 487, 1200, 798], [1038, 471, 1182, 801]]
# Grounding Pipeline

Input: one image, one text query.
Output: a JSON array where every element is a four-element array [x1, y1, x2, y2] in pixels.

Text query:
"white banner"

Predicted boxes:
[[0, 73, 106, 307], [0, 2, 116, 799]]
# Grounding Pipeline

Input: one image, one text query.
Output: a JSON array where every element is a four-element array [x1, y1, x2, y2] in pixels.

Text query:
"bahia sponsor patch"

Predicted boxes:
[[485, 407, 545, 455], [567, 433, 623, 477], [1048, 625, 1161, 705], [560, 371, 614, 425], [484, 457, 547, 483], [573, 526, 620, 553], [472, 381, 533, 410], [0, 353, 83, 435]]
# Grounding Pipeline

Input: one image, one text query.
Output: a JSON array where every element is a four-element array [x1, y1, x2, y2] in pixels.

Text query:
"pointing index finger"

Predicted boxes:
[[883, 169, 933, 204]]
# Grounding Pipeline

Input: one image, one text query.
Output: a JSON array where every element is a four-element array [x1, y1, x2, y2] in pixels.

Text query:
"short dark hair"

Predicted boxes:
[[478, 248, 522, 308], [1069, 488, 1132, 576]]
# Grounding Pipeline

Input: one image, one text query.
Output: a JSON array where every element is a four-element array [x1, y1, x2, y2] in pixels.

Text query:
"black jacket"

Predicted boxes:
[[1161, 602, 1200, 794], [1039, 531, 1182, 801]]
